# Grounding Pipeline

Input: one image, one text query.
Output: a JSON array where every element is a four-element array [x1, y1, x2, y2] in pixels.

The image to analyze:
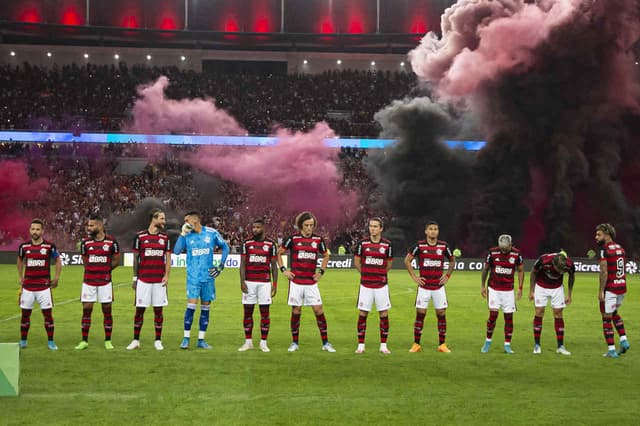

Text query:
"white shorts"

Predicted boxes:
[[488, 287, 516, 313], [288, 282, 322, 306], [242, 280, 273, 305], [81, 283, 113, 304], [415, 286, 448, 310], [534, 285, 565, 309], [601, 291, 625, 314], [357, 286, 391, 312], [20, 288, 53, 310], [135, 280, 168, 307]]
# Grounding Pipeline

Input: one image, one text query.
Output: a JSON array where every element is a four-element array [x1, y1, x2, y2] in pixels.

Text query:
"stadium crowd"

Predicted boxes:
[[1, 141, 383, 252], [0, 62, 416, 136]]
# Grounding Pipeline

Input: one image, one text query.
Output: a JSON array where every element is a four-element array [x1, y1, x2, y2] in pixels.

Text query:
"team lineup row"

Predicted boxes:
[[16, 211, 630, 358]]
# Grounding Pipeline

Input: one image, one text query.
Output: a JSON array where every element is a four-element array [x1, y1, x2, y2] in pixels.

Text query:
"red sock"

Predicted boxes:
[[243, 305, 255, 340], [153, 307, 163, 340], [379, 316, 389, 344], [133, 307, 145, 340], [486, 311, 499, 340], [357, 315, 367, 344], [259, 305, 270, 340], [42, 308, 54, 340], [414, 312, 426, 344], [20, 308, 32, 340]]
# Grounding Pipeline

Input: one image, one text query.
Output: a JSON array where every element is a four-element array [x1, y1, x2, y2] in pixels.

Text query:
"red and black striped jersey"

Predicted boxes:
[[81, 236, 120, 286], [598, 242, 626, 295], [355, 238, 393, 288], [18, 240, 59, 291], [282, 234, 327, 285], [409, 240, 453, 290], [485, 246, 523, 291], [242, 238, 277, 283], [133, 230, 170, 284], [532, 253, 575, 289]]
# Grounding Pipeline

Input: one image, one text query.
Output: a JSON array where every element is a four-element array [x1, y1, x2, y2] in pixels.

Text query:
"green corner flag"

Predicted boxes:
[[0, 343, 20, 396]]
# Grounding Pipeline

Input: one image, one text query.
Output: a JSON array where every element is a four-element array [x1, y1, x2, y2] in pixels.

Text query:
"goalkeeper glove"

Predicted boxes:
[[208, 265, 223, 278], [181, 223, 193, 236]]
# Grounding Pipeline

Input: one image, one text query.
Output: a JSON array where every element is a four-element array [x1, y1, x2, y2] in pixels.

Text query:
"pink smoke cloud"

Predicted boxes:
[[409, 0, 580, 97], [188, 122, 358, 227], [0, 160, 49, 249], [125, 76, 247, 136]]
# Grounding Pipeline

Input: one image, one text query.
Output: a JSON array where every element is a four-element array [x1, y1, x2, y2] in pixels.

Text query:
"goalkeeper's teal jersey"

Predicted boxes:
[[174, 226, 229, 283]]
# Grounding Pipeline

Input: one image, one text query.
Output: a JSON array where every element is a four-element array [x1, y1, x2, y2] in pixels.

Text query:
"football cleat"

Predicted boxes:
[[180, 337, 190, 349], [75, 341, 89, 350], [481, 340, 492, 353], [196, 339, 212, 350], [533, 344, 541, 354], [322, 342, 337, 353], [19, 340, 27, 349], [287, 342, 299, 352], [259, 341, 270, 352], [619, 339, 630, 355], [47, 341, 58, 351], [238, 341, 254, 352], [556, 345, 571, 356], [604, 349, 619, 358], [104, 341, 114, 350], [409, 343, 422, 353], [437, 343, 451, 353], [503, 344, 515, 354], [154, 340, 164, 351], [126, 340, 140, 351], [379, 346, 391, 355], [355, 344, 365, 354]]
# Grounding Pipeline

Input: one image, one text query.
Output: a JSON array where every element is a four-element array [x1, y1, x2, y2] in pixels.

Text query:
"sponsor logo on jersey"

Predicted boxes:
[[27, 259, 46, 267], [89, 255, 108, 263], [192, 248, 211, 256], [423, 259, 442, 267], [365, 257, 384, 266], [249, 254, 268, 263], [144, 248, 165, 257], [298, 251, 317, 260], [494, 266, 513, 274]]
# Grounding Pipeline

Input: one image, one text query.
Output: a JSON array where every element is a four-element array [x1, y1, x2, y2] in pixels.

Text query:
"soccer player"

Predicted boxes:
[[75, 214, 120, 350], [404, 221, 455, 353], [528, 251, 575, 355], [237, 219, 278, 352], [126, 208, 171, 351], [16, 219, 62, 350], [595, 223, 630, 358], [354, 217, 393, 354], [173, 211, 229, 349], [480, 234, 524, 354], [277, 211, 336, 353]]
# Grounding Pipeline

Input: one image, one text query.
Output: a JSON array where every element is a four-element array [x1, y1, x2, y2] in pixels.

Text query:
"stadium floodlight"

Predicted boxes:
[[371, 61, 376, 66], [337, 59, 342, 65], [46, 52, 52, 57], [146, 54, 152, 60], [10, 51, 16, 56], [400, 62, 405, 67], [303, 59, 308, 65], [181, 56, 186, 61], [114, 54, 120, 60], [83, 53, 89, 59]]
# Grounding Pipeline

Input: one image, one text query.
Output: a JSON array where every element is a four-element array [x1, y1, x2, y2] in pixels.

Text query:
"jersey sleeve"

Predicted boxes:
[[516, 252, 523, 265], [50, 243, 60, 260], [18, 243, 25, 259], [355, 241, 363, 257], [173, 235, 186, 254], [387, 243, 393, 259], [270, 242, 277, 259], [132, 234, 140, 252], [241, 241, 248, 256], [319, 238, 327, 254], [445, 243, 453, 258], [80, 240, 87, 255], [282, 236, 293, 250], [164, 235, 171, 252], [409, 244, 419, 257], [533, 257, 543, 271], [112, 239, 120, 254], [485, 251, 492, 266]]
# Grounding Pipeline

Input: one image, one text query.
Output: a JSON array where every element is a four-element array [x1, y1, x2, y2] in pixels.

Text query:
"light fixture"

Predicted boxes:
[[371, 61, 376, 66], [181, 55, 186, 61], [84, 53, 89, 59], [303, 59, 308, 65], [400, 61, 405, 67], [337, 59, 342, 65], [114, 54, 120, 60], [46, 52, 52, 57], [10, 51, 16, 56], [146, 54, 152, 60]]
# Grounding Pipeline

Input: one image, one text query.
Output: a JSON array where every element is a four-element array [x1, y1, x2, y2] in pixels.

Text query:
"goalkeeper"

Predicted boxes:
[[173, 211, 229, 349]]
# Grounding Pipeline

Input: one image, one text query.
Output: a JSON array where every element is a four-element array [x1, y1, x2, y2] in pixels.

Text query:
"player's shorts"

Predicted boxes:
[[20, 288, 53, 310], [487, 287, 516, 313], [186, 280, 215, 302], [534, 284, 565, 309], [357, 285, 391, 312], [81, 283, 113, 303], [242, 280, 272, 305], [600, 291, 625, 314], [135, 279, 168, 308], [415, 286, 448, 310], [288, 282, 322, 306]]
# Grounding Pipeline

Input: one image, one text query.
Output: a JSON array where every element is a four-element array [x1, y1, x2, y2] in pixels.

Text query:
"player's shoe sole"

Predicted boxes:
[[619, 339, 630, 355], [75, 341, 89, 350], [409, 343, 422, 353]]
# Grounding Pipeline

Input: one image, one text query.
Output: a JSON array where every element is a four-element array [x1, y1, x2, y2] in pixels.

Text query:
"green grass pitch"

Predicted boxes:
[[1, 265, 639, 424]]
